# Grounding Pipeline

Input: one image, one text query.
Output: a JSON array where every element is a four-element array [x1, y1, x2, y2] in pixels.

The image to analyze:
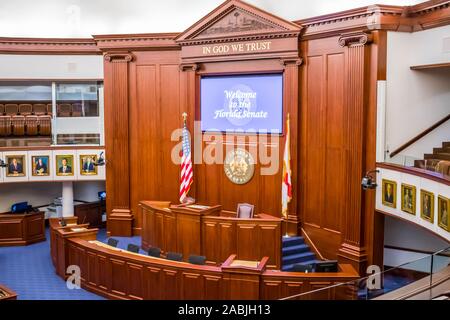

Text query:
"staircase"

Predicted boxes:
[[414, 141, 450, 176], [281, 236, 319, 272]]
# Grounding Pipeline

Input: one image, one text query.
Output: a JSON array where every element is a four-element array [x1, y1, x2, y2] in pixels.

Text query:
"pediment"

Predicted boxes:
[[176, 0, 301, 44]]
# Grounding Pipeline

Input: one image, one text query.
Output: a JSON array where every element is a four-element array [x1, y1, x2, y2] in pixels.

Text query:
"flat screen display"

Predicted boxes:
[[200, 73, 283, 134]]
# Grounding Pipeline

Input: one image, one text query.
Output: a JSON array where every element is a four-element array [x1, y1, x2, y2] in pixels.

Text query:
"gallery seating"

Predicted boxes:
[[57, 104, 72, 117], [71, 103, 83, 117], [0, 102, 52, 136]]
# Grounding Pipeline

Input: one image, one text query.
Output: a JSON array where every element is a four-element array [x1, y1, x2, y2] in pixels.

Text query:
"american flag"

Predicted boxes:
[[179, 118, 193, 203]]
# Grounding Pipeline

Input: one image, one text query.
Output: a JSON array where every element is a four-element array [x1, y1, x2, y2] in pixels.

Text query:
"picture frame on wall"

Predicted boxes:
[[401, 183, 416, 215], [55, 155, 74, 176], [6, 155, 26, 177], [438, 195, 449, 231], [420, 189, 434, 223], [31, 156, 50, 176], [382, 179, 397, 208], [79, 154, 98, 176]]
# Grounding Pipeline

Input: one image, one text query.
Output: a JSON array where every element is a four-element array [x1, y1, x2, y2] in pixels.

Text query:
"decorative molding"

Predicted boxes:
[[280, 57, 303, 66], [104, 52, 134, 63], [179, 63, 199, 72], [93, 33, 180, 51], [176, 0, 301, 45], [0, 37, 100, 55], [338, 32, 373, 47]]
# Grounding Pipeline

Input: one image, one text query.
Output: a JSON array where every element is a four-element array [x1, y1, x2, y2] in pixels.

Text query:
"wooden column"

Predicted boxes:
[[281, 58, 302, 236], [337, 32, 373, 274], [104, 52, 134, 236]]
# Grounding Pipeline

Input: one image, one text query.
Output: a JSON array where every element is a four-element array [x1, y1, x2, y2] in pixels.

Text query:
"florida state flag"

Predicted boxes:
[[281, 113, 292, 218]]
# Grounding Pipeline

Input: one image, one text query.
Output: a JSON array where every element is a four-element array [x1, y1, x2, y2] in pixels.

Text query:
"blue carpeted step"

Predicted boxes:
[[282, 252, 316, 265], [281, 259, 320, 272], [282, 244, 310, 256], [282, 236, 304, 247]]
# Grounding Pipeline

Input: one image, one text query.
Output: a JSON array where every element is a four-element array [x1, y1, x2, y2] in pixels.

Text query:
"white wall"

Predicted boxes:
[[385, 26, 450, 163], [0, 55, 103, 79], [0, 181, 105, 212], [0, 0, 423, 38]]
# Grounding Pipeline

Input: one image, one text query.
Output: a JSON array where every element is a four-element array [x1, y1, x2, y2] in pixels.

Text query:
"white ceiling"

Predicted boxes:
[[0, 0, 424, 38]]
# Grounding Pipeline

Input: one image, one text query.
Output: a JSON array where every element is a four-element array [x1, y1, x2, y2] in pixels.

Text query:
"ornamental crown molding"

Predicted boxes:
[[176, 0, 301, 46], [0, 37, 100, 55]]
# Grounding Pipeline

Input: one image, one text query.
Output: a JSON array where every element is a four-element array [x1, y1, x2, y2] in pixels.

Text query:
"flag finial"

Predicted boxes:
[[182, 112, 188, 121]]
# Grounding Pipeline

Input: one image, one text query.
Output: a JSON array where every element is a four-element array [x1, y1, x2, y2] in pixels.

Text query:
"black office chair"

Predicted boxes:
[[148, 247, 161, 258], [127, 244, 140, 253], [166, 252, 183, 262], [107, 238, 119, 247], [188, 254, 206, 265], [292, 263, 314, 273]]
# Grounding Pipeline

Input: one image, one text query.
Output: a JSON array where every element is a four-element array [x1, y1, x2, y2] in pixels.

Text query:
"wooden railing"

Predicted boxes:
[[389, 113, 450, 158]]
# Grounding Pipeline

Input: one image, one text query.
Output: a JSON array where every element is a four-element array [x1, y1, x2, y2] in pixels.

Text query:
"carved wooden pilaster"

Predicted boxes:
[[337, 32, 372, 274], [104, 51, 134, 236]]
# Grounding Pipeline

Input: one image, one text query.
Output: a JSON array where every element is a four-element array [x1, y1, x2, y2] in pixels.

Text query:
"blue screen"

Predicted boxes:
[[201, 74, 283, 134]]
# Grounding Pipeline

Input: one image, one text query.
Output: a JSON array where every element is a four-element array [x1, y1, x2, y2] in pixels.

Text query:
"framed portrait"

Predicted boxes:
[[55, 155, 74, 176], [382, 179, 397, 208], [401, 183, 416, 215], [438, 196, 449, 231], [420, 190, 434, 223], [6, 155, 26, 177], [31, 156, 50, 176], [79, 154, 98, 176]]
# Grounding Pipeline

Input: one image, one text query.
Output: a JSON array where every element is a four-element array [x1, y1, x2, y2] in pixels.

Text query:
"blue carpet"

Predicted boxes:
[[0, 227, 142, 300]]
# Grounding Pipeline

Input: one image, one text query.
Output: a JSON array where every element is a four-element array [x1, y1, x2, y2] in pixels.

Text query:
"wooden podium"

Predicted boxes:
[[140, 201, 282, 268], [0, 211, 45, 246]]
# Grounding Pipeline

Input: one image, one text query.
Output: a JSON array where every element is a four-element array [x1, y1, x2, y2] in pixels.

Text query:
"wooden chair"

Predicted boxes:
[[0, 116, 11, 136], [38, 116, 52, 136], [0, 104, 4, 115], [46, 104, 53, 116], [25, 115, 39, 135]]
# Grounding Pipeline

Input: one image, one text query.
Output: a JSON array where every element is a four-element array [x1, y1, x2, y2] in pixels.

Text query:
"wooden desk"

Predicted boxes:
[[0, 211, 45, 246], [49, 218, 98, 278], [0, 284, 17, 300], [74, 200, 106, 228], [48, 233, 359, 300], [140, 201, 282, 269]]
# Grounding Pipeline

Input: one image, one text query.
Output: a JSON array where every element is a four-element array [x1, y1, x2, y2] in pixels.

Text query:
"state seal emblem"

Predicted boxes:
[[224, 148, 255, 185]]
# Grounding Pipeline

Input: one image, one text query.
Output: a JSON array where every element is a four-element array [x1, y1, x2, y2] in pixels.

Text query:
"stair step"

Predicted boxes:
[[282, 244, 310, 256], [443, 142, 450, 148], [424, 153, 450, 161], [282, 236, 304, 247], [433, 147, 450, 154], [281, 259, 320, 272], [282, 252, 316, 265]]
